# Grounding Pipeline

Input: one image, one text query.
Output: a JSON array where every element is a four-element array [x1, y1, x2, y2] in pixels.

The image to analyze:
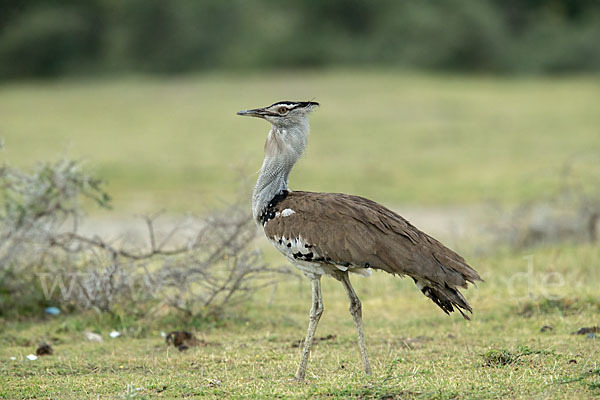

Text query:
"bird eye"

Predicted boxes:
[[278, 107, 288, 114]]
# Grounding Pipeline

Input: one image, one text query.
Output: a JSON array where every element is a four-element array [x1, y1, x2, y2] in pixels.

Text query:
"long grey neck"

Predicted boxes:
[[252, 122, 308, 223]]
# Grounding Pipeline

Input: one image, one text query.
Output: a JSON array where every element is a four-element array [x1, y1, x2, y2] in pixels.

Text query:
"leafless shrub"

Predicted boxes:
[[488, 154, 600, 249], [0, 158, 110, 268], [0, 156, 290, 317], [50, 206, 291, 316], [0, 158, 111, 314]]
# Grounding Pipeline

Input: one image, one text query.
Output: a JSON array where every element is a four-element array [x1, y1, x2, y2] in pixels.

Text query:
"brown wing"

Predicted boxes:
[[264, 191, 482, 317]]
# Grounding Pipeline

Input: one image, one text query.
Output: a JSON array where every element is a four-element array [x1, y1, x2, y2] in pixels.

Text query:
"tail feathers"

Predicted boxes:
[[414, 278, 473, 320]]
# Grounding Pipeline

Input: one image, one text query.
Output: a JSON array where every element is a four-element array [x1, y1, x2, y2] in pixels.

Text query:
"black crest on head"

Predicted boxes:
[[270, 101, 319, 109]]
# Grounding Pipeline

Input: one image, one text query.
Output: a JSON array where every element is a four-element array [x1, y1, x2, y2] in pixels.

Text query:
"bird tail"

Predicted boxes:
[[414, 279, 473, 320]]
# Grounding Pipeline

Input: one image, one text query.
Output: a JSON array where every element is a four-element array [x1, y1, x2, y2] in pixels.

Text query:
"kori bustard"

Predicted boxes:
[[238, 101, 482, 381]]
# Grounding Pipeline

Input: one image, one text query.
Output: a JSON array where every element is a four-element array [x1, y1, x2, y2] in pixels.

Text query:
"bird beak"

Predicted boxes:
[[236, 108, 267, 118]]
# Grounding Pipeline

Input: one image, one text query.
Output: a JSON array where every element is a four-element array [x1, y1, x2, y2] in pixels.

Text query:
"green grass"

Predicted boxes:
[[1, 243, 599, 399], [0, 70, 599, 213]]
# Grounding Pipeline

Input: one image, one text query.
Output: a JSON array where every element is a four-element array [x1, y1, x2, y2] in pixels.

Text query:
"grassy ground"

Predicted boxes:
[[0, 70, 598, 212], [1, 71, 599, 398], [1, 243, 599, 399]]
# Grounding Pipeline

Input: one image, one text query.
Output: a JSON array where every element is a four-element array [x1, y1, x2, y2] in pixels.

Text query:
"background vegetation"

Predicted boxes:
[[1, 1, 599, 398], [1, 71, 599, 213], [1, 0, 600, 79]]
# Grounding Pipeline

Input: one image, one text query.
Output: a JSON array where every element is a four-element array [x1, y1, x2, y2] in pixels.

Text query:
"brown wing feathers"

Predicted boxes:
[[264, 191, 482, 318]]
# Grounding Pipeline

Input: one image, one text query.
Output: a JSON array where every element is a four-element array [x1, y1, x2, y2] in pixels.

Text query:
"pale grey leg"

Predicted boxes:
[[338, 271, 372, 375], [295, 276, 324, 381]]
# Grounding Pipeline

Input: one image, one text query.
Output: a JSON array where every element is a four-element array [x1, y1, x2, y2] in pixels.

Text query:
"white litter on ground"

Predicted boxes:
[[84, 332, 103, 342]]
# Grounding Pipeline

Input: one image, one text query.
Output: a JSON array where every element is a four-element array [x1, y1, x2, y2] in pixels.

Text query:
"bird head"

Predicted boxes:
[[237, 101, 319, 129]]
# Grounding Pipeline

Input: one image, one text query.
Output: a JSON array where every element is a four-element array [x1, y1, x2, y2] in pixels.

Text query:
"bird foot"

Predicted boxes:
[[290, 375, 306, 383]]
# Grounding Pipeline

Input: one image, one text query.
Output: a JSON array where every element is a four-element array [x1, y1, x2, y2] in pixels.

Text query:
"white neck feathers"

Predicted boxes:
[[252, 122, 309, 222]]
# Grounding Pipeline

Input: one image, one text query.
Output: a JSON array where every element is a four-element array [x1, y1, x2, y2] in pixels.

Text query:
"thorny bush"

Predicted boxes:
[[487, 154, 600, 249], [0, 156, 288, 318]]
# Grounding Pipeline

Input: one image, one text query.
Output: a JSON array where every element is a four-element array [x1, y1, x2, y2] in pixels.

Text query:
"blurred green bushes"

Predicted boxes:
[[0, 0, 599, 79]]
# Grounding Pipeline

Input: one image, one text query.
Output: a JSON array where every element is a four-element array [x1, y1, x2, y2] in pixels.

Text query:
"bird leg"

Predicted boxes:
[[295, 276, 324, 381], [337, 271, 372, 375]]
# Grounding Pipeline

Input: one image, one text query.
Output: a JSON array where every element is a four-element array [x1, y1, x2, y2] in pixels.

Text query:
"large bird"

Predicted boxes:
[[237, 100, 482, 381]]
